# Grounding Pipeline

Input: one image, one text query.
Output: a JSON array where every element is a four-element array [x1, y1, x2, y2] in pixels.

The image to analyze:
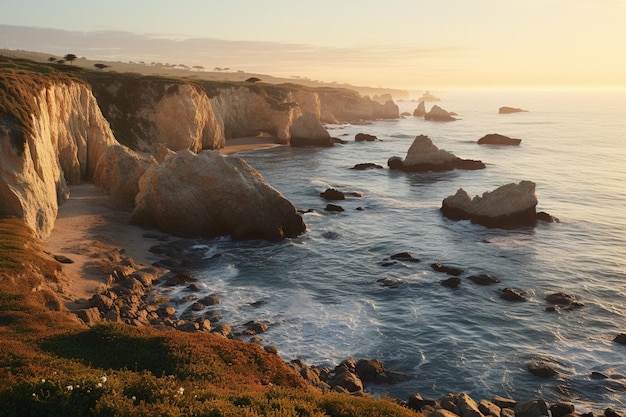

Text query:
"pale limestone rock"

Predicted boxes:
[[131, 150, 306, 240], [289, 112, 333, 147], [0, 80, 116, 238], [93, 144, 157, 208], [153, 83, 224, 152]]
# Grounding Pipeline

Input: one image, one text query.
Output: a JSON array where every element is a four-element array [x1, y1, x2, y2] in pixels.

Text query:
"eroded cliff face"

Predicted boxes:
[[0, 74, 145, 238], [88, 74, 397, 151]]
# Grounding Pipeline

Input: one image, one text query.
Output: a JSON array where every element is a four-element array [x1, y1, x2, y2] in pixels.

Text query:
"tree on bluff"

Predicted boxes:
[[94, 63, 110, 71], [245, 77, 261, 83], [64, 53, 77, 64]]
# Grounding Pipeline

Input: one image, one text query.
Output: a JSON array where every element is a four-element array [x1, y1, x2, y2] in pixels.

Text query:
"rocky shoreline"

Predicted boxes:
[[61, 232, 625, 417]]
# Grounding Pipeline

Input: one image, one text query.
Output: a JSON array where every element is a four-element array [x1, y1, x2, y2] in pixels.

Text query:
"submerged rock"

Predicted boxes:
[[320, 188, 345, 200], [131, 150, 306, 240], [355, 133, 378, 142], [441, 181, 539, 229], [388, 135, 485, 172], [351, 163, 384, 170]]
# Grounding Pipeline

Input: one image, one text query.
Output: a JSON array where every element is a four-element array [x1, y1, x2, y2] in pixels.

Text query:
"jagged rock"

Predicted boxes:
[[528, 362, 558, 378], [457, 392, 485, 417], [468, 274, 501, 285], [413, 101, 426, 117], [320, 188, 345, 200], [381, 100, 400, 119], [131, 150, 306, 240], [514, 400, 548, 417], [499, 106, 527, 114], [425, 105, 456, 121], [441, 181, 539, 229], [377, 277, 403, 288], [289, 112, 333, 147], [355, 133, 378, 142], [478, 133, 521, 146], [550, 403, 575, 417], [407, 393, 438, 412], [479, 399, 502, 417], [351, 163, 384, 170], [388, 135, 485, 172], [355, 359, 385, 382], [76, 307, 101, 326], [546, 292, 584, 310], [491, 396, 516, 409], [501, 288, 527, 302], [431, 263, 463, 276]]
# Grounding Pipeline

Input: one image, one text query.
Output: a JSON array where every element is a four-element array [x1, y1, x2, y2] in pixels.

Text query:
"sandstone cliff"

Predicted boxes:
[[0, 73, 119, 238]]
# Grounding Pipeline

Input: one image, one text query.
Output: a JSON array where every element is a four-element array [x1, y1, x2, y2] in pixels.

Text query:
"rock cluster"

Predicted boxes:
[[388, 135, 485, 172]]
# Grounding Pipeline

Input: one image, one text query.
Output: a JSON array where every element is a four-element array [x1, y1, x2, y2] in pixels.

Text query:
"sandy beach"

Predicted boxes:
[[44, 137, 280, 310]]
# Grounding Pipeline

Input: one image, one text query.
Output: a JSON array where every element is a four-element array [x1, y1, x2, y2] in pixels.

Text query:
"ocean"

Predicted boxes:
[[158, 91, 626, 410]]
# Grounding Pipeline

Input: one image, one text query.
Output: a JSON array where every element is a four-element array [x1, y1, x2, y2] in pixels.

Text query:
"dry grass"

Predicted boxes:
[[0, 216, 418, 416]]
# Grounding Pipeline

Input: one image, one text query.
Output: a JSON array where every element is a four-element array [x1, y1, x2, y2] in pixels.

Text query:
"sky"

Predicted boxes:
[[1, 0, 626, 91]]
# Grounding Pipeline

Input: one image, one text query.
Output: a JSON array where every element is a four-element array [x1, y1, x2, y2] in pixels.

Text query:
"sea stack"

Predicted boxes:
[[424, 105, 456, 121], [289, 112, 334, 147], [388, 135, 485, 172], [441, 180, 540, 228], [477, 133, 522, 146]]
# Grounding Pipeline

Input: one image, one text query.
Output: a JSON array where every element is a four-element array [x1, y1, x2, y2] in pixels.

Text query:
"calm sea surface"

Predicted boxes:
[[160, 91, 626, 410]]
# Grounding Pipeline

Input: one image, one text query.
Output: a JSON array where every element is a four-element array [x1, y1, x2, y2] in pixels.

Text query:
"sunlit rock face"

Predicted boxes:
[[0, 78, 117, 238], [441, 180, 539, 228], [131, 150, 306, 240], [289, 112, 333, 147], [424, 105, 456, 121], [387, 135, 485, 172]]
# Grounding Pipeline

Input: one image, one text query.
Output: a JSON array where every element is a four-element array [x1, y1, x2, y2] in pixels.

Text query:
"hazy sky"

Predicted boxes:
[[2, 0, 625, 91]]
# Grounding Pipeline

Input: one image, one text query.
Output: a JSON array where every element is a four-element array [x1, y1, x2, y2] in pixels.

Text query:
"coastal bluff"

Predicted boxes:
[[0, 56, 398, 239]]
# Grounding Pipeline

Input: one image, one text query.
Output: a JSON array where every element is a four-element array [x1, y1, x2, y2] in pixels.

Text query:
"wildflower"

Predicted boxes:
[[41, 379, 46, 383], [97, 383, 103, 388], [66, 385, 73, 391], [177, 387, 184, 396], [132, 396, 137, 401], [101, 376, 107, 383]]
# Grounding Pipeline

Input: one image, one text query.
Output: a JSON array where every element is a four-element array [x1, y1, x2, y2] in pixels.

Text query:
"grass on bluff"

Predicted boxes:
[[0, 216, 419, 416]]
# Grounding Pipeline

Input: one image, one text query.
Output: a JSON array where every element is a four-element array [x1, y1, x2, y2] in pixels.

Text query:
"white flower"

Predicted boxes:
[[66, 385, 73, 391], [177, 387, 184, 396], [41, 379, 46, 383], [97, 383, 103, 388], [100, 376, 107, 383], [132, 396, 137, 401]]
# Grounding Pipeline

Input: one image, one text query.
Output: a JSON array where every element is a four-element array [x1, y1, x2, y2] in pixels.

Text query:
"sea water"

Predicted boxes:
[[160, 91, 626, 410]]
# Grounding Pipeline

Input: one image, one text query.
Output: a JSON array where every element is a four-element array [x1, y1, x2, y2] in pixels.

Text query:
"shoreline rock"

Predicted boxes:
[[388, 135, 485, 172], [478, 133, 522, 146]]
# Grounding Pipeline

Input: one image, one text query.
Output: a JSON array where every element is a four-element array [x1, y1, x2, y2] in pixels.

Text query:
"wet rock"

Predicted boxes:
[[243, 321, 269, 335], [605, 408, 623, 417], [211, 323, 232, 337], [377, 277, 403, 288], [546, 292, 584, 310], [536, 211, 559, 223], [407, 393, 438, 412], [355, 358, 385, 382], [528, 362, 558, 378], [324, 204, 344, 212], [199, 294, 221, 306], [441, 277, 462, 289], [390, 252, 420, 262], [320, 188, 345, 200], [491, 396, 516, 409], [468, 274, 501, 285], [431, 262, 463, 276], [351, 163, 384, 170], [614, 333, 626, 345], [388, 135, 484, 172], [162, 272, 197, 286], [500, 287, 527, 302], [355, 133, 378, 142]]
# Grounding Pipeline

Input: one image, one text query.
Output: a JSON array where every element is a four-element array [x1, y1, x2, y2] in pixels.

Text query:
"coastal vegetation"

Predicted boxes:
[[0, 216, 417, 416]]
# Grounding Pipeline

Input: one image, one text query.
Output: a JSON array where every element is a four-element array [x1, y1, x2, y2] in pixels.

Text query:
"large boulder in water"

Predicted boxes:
[[425, 105, 456, 121], [441, 180, 540, 228], [131, 150, 306, 240], [289, 112, 333, 147], [413, 101, 426, 117], [387, 135, 485, 172], [478, 133, 521, 146], [499, 106, 527, 114]]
